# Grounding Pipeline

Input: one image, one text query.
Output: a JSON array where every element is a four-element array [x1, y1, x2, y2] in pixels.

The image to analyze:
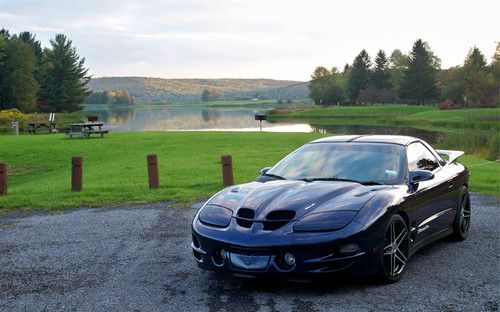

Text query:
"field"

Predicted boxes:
[[0, 131, 498, 213]]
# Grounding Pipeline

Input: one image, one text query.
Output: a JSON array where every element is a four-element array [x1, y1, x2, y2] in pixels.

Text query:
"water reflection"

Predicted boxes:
[[83, 105, 442, 143], [84, 106, 305, 132]]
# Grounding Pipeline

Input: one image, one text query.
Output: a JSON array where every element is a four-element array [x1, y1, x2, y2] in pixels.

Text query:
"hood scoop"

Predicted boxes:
[[235, 208, 296, 231]]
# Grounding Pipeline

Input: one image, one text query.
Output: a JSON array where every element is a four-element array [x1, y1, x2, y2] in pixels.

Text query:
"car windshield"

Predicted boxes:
[[267, 142, 406, 185]]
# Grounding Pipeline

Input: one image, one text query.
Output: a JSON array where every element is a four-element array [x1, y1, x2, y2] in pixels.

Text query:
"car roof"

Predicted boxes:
[[311, 135, 419, 146]]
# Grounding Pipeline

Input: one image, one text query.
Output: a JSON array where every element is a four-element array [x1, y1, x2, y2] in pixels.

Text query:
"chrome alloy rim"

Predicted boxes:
[[383, 219, 409, 277], [460, 195, 471, 234]]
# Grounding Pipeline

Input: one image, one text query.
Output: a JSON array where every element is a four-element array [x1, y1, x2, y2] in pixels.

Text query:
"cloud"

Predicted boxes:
[[0, 0, 498, 80]]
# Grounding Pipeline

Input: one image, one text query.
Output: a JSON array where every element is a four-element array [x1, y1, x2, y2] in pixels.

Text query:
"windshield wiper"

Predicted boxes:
[[263, 173, 286, 180], [301, 177, 383, 185]]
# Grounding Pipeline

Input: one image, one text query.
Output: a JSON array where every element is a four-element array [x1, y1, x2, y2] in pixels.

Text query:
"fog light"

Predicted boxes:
[[340, 243, 359, 255], [284, 252, 296, 266], [212, 248, 226, 267]]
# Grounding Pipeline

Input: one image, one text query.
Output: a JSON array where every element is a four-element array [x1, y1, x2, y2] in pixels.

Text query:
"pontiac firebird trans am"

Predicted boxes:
[[191, 135, 470, 283]]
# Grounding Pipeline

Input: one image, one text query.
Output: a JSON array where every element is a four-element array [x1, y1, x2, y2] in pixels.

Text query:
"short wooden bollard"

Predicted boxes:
[[221, 155, 233, 186], [71, 157, 83, 192], [0, 163, 7, 196], [147, 154, 159, 189]]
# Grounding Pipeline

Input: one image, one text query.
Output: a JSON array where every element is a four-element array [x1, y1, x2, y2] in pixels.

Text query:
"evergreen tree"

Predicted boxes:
[[400, 39, 439, 104], [18, 32, 42, 61], [463, 47, 487, 71], [461, 47, 493, 106], [42, 34, 91, 112], [372, 50, 392, 90], [347, 50, 372, 102], [0, 36, 39, 111]]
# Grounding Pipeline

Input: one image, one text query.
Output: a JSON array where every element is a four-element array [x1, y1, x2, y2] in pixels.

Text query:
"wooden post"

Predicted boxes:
[[221, 155, 233, 186], [72, 157, 83, 192], [0, 163, 7, 196], [147, 154, 159, 189]]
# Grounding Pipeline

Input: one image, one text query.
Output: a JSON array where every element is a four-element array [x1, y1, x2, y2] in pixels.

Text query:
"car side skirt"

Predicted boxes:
[[409, 227, 454, 257]]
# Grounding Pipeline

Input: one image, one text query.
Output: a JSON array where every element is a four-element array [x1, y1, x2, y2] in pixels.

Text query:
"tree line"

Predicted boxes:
[[0, 28, 91, 113], [85, 90, 135, 105], [309, 39, 499, 107]]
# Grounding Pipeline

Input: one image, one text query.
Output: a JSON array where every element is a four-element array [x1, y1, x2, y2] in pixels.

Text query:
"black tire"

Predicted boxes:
[[378, 214, 410, 283], [451, 186, 471, 241]]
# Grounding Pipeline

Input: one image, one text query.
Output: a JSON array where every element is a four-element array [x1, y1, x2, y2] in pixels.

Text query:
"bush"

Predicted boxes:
[[0, 109, 28, 124], [437, 100, 456, 110]]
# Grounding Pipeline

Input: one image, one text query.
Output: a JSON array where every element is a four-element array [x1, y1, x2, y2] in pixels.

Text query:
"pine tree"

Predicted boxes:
[[373, 50, 392, 90], [463, 47, 487, 71], [461, 47, 492, 106], [347, 50, 372, 102], [400, 39, 439, 104], [42, 34, 91, 112]]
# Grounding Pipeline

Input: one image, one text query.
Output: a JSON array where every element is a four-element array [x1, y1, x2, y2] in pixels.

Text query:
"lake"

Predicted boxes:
[[83, 105, 443, 143]]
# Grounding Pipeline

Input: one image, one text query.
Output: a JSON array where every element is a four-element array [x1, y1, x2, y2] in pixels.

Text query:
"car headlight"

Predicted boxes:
[[198, 204, 233, 228], [293, 210, 357, 232]]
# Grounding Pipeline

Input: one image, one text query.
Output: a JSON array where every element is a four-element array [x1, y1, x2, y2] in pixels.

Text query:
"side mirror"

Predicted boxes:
[[260, 167, 271, 176], [409, 170, 434, 184]]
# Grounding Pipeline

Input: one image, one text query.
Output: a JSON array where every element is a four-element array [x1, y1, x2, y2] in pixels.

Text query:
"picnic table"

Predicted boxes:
[[27, 122, 56, 134], [67, 123, 110, 138]]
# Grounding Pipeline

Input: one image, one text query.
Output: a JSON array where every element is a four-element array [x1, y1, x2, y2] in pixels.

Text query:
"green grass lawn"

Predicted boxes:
[[0, 131, 498, 213]]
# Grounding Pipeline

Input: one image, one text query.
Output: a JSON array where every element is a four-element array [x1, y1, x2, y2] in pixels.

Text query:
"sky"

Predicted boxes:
[[1, 0, 498, 81]]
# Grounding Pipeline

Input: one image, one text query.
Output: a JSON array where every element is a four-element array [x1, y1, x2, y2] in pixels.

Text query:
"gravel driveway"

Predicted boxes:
[[0, 193, 498, 312]]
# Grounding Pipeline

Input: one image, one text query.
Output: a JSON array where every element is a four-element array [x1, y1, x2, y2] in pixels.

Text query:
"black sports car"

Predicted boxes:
[[191, 135, 470, 282]]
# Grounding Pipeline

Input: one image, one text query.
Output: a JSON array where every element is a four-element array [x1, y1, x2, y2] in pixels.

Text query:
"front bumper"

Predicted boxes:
[[191, 229, 381, 278]]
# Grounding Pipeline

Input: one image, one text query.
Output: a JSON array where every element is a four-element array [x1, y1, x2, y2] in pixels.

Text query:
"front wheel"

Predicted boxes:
[[378, 214, 410, 283], [451, 186, 471, 241]]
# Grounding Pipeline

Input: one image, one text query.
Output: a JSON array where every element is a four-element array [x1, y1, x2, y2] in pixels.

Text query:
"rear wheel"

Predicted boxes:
[[378, 214, 410, 283], [452, 186, 471, 241]]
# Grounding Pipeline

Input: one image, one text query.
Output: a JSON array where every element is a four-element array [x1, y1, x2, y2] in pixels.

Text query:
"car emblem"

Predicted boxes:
[[304, 203, 316, 210]]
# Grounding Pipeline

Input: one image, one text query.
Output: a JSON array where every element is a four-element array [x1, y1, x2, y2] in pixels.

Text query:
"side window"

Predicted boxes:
[[407, 142, 440, 171]]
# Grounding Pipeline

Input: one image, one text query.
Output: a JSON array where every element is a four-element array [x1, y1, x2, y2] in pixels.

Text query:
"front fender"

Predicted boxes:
[[353, 186, 408, 235]]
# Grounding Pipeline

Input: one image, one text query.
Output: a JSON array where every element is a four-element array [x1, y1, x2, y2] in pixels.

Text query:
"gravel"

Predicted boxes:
[[0, 193, 498, 312]]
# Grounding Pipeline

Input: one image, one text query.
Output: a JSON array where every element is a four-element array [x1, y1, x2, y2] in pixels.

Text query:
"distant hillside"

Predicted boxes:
[[87, 77, 308, 103]]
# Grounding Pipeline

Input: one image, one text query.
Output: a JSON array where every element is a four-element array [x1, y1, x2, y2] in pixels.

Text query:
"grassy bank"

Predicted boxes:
[[270, 105, 498, 130], [270, 105, 500, 160], [0, 131, 498, 213]]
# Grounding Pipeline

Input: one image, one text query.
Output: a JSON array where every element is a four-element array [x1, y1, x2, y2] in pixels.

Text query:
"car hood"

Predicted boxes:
[[207, 180, 392, 220]]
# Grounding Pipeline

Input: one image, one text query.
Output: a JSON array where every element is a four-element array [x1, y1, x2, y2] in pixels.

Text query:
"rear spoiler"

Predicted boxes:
[[435, 149, 464, 164]]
